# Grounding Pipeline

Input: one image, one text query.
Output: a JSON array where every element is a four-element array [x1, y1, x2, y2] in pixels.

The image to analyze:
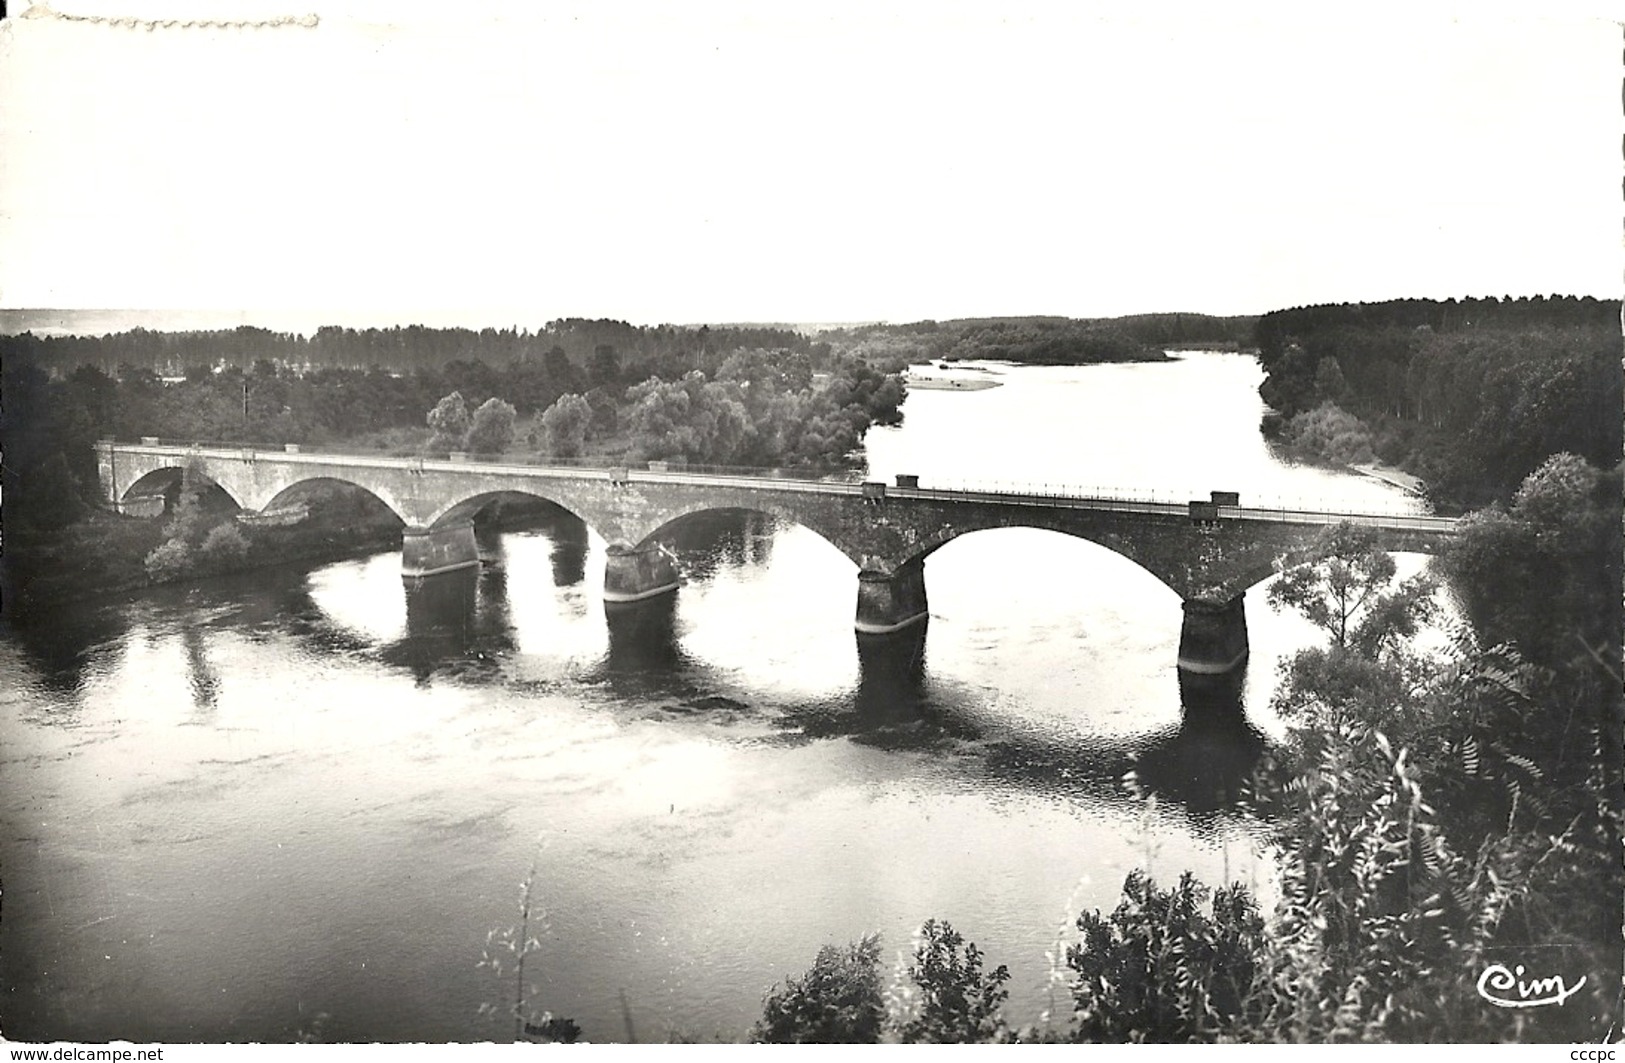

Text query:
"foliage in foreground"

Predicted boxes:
[[752, 935, 886, 1043], [753, 921, 1012, 1044], [1069, 871, 1264, 1042], [895, 919, 1013, 1043], [753, 654, 1616, 1042], [754, 464, 1619, 1043], [478, 862, 580, 1044]]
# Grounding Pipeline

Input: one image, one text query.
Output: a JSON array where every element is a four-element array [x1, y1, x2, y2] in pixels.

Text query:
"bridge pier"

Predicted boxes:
[[1176, 593, 1249, 676], [402, 520, 480, 580], [604, 542, 680, 606], [605, 590, 681, 670], [404, 565, 479, 636], [855, 561, 928, 636]]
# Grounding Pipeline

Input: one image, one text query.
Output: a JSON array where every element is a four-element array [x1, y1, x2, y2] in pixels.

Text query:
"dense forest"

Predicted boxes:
[[1, 319, 909, 606], [1252, 296, 1620, 507], [3, 311, 1257, 380], [2, 319, 826, 378], [0, 342, 905, 534], [821, 312, 1256, 367]]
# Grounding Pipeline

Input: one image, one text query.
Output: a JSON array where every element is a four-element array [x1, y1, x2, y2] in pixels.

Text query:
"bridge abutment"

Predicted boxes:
[[402, 520, 480, 580], [1176, 593, 1249, 676], [855, 562, 928, 636], [604, 542, 680, 606]]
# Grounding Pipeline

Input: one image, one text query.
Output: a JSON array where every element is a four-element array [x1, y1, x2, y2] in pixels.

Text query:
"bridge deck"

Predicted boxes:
[[109, 441, 1459, 535]]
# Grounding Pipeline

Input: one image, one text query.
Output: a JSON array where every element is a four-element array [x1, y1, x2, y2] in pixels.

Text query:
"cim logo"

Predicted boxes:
[[1476, 963, 1587, 1009]]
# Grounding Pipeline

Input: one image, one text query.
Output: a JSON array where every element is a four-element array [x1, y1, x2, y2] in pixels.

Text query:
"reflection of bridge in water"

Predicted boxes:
[[7, 506, 1269, 813], [326, 521, 1276, 815], [97, 441, 1459, 710]]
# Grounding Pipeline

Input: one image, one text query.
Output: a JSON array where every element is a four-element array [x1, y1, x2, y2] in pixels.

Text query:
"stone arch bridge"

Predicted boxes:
[[97, 441, 1459, 678]]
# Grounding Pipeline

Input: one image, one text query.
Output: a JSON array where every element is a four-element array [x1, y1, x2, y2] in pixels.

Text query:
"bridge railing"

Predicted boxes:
[[110, 437, 865, 483], [111, 438, 1445, 523], [891, 476, 1437, 520]]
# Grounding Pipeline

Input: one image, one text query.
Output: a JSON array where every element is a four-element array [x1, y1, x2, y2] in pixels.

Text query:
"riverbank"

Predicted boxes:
[[1350, 461, 1427, 498], [1, 501, 404, 612], [906, 377, 1001, 391]]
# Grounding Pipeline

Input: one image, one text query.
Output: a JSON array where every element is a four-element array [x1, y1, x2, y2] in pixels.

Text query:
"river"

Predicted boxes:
[[0, 351, 1432, 1043]]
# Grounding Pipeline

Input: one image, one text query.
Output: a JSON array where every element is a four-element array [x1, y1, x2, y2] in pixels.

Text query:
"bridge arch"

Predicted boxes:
[[633, 502, 866, 569], [120, 465, 244, 513], [893, 514, 1186, 598], [258, 477, 409, 526], [426, 489, 602, 540]]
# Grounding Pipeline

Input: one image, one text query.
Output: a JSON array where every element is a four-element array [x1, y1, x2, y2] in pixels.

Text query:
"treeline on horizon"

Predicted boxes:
[[821, 312, 1257, 366], [1252, 295, 1621, 507], [2, 318, 827, 378], [3, 311, 1259, 377]]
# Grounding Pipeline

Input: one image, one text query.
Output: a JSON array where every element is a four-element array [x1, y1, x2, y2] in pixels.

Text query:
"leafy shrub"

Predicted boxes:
[[753, 935, 884, 1043], [143, 537, 193, 581], [898, 919, 1011, 1043], [522, 1016, 581, 1043], [1067, 870, 1265, 1042], [197, 522, 250, 570], [1284, 402, 1376, 465]]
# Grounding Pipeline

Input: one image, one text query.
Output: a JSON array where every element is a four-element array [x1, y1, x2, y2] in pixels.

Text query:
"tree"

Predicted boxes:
[[541, 345, 579, 392], [1509, 452, 1607, 550], [1266, 522, 1440, 731], [163, 461, 214, 545], [16, 451, 85, 530], [1268, 522, 1435, 657], [1444, 453, 1620, 666], [539, 393, 592, 459], [1283, 403, 1375, 465], [463, 397, 517, 455], [623, 371, 752, 464], [588, 344, 620, 389], [426, 391, 471, 452], [752, 935, 884, 1044], [1312, 355, 1349, 403]]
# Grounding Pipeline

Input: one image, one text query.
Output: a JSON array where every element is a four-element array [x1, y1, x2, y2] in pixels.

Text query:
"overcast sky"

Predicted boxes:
[[0, 0, 1619, 328]]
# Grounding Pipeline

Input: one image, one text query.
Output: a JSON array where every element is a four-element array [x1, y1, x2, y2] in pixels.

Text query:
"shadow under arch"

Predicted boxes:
[[121, 464, 244, 515], [257, 476, 410, 526], [427, 489, 603, 540], [633, 504, 863, 572]]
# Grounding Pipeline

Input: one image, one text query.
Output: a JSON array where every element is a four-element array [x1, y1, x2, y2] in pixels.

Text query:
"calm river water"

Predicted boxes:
[[0, 352, 1430, 1042]]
